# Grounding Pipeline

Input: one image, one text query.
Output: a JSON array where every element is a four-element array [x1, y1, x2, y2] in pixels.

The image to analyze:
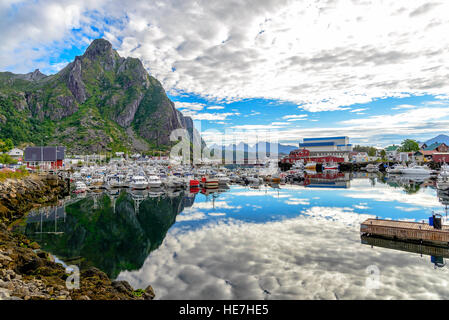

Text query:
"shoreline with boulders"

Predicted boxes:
[[0, 175, 154, 300]]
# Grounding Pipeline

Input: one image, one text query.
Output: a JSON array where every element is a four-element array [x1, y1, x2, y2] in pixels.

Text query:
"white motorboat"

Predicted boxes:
[[386, 164, 406, 174], [164, 175, 184, 188], [440, 164, 449, 178], [215, 173, 230, 185], [147, 175, 162, 188], [437, 165, 449, 190], [130, 175, 148, 190], [74, 181, 87, 193], [364, 164, 379, 172], [400, 164, 432, 175], [107, 174, 127, 188]]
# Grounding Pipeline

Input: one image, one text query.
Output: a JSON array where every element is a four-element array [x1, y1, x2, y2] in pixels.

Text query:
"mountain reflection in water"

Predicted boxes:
[[23, 189, 195, 278]]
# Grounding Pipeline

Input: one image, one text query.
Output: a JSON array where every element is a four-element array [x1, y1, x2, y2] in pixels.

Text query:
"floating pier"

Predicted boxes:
[[360, 218, 449, 247]]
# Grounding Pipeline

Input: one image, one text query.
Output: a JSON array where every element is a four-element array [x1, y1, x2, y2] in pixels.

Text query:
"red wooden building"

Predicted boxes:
[[24, 146, 65, 169], [432, 153, 449, 163]]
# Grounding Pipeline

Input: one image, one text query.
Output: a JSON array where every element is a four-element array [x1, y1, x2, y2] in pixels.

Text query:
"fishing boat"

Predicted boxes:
[[304, 161, 316, 170], [323, 162, 338, 170], [189, 179, 200, 187], [130, 175, 148, 190], [200, 176, 219, 189]]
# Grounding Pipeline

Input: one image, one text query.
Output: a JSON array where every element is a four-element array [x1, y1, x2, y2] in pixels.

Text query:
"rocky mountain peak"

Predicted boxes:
[[11, 69, 47, 82], [83, 39, 114, 58], [0, 38, 200, 153], [29, 69, 46, 81]]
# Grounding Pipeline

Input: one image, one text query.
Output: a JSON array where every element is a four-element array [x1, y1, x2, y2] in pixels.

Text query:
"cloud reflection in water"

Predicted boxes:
[[118, 204, 449, 299]]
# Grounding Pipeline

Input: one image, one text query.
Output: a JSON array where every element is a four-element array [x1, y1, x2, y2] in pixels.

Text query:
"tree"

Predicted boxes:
[[399, 139, 419, 152], [0, 138, 14, 153], [0, 153, 17, 165], [353, 145, 370, 153], [380, 149, 386, 160], [368, 147, 377, 157]]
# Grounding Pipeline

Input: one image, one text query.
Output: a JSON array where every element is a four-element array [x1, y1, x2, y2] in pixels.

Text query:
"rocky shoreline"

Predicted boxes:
[[0, 175, 155, 300]]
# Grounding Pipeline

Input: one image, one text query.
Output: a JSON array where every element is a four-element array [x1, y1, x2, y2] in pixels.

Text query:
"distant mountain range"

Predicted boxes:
[[209, 142, 298, 155], [424, 134, 449, 146]]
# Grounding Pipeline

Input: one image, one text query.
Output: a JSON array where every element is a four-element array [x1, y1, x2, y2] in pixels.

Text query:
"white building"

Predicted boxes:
[[298, 136, 353, 161], [8, 148, 24, 160], [385, 145, 400, 161], [350, 152, 369, 163]]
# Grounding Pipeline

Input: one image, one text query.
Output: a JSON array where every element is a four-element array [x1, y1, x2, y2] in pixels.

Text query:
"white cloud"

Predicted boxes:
[[395, 206, 421, 212], [180, 110, 238, 121], [207, 106, 225, 110], [391, 104, 418, 110], [285, 198, 310, 205], [282, 114, 308, 121], [175, 102, 206, 111], [196, 103, 449, 146], [4, 1, 449, 111]]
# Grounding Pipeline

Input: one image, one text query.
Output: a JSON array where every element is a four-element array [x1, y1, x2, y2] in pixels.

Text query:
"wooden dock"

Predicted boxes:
[[360, 218, 449, 247], [361, 235, 449, 258]]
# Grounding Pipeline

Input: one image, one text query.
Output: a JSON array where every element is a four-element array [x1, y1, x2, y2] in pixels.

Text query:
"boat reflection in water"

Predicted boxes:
[[21, 189, 198, 279], [361, 235, 447, 269], [303, 171, 351, 189]]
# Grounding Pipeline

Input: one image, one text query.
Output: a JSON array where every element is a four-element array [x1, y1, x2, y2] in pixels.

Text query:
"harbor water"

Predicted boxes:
[[17, 173, 449, 299]]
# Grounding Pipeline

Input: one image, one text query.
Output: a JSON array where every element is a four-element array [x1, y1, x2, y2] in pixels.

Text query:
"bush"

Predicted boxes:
[[0, 166, 29, 181]]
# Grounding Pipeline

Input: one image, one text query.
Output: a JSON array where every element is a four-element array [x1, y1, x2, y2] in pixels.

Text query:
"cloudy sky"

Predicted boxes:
[[2, 0, 449, 147]]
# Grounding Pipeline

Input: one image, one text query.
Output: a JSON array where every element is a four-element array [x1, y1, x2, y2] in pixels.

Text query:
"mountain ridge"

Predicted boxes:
[[210, 142, 298, 155], [424, 134, 449, 146]]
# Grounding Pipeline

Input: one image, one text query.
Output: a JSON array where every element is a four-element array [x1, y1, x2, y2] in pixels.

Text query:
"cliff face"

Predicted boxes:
[[0, 39, 196, 153]]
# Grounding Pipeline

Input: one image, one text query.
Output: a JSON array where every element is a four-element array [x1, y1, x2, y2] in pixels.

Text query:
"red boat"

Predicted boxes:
[[190, 179, 200, 187]]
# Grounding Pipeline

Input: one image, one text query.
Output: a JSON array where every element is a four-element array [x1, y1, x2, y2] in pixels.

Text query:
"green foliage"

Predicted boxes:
[[353, 145, 377, 157], [0, 138, 13, 152], [399, 139, 420, 152], [133, 289, 145, 297], [0, 153, 17, 164]]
